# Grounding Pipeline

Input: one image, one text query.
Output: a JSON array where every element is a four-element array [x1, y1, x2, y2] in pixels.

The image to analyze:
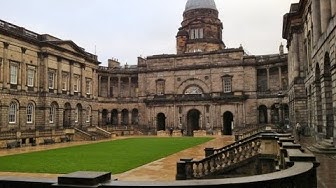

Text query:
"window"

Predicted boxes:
[[62, 73, 68, 91], [27, 103, 34, 123], [156, 80, 165, 95], [74, 75, 80, 92], [86, 106, 91, 123], [48, 71, 55, 89], [223, 77, 232, 93], [75, 106, 79, 123], [185, 86, 203, 95], [49, 104, 56, 123], [86, 79, 91, 94], [9, 102, 17, 123], [190, 28, 204, 39], [10, 64, 18, 84], [27, 69, 35, 87]]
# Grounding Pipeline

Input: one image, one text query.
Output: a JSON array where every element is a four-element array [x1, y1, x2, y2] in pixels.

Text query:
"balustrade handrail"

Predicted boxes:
[[183, 134, 263, 179], [74, 128, 92, 137]]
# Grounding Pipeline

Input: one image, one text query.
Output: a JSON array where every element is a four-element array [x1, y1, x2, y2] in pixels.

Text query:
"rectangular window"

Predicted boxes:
[[48, 71, 55, 89], [9, 103, 17, 123], [62, 73, 68, 91], [49, 106, 55, 123], [195, 29, 199, 39], [190, 29, 195, 39], [156, 80, 165, 95], [27, 69, 35, 87], [199, 28, 204, 39], [223, 77, 232, 93], [86, 79, 91, 94], [10, 65, 18, 84], [74, 75, 80, 92], [27, 104, 34, 123]]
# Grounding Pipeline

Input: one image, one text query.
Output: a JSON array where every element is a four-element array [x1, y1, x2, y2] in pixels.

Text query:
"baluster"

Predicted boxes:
[[193, 163, 199, 178]]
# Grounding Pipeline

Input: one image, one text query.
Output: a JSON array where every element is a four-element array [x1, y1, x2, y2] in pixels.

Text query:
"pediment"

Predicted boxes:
[[49, 40, 86, 55]]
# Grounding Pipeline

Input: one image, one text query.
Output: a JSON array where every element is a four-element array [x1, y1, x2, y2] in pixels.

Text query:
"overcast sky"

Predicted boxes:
[[0, 0, 298, 65]]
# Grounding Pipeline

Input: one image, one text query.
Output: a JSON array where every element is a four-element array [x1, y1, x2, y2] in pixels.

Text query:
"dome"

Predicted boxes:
[[185, 0, 217, 12]]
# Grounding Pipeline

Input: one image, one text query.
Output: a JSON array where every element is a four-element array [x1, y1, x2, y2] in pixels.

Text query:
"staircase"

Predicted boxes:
[[74, 128, 94, 141], [176, 126, 283, 180], [95, 126, 112, 139], [308, 139, 336, 154]]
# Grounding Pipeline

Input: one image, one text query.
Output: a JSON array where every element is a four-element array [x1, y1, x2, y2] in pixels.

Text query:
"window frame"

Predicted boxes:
[[62, 73, 69, 91], [49, 104, 56, 124], [156, 79, 165, 95], [48, 71, 55, 89], [27, 103, 34, 123], [10, 63, 18, 85], [222, 76, 233, 93], [86, 79, 92, 94], [74, 75, 80, 92], [9, 102, 18, 124], [27, 68, 35, 87]]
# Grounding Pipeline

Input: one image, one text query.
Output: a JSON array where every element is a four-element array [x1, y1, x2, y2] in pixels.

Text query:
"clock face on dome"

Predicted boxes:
[[185, 86, 203, 95]]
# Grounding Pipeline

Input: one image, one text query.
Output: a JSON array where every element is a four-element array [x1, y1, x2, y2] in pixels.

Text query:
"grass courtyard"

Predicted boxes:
[[0, 137, 212, 174]]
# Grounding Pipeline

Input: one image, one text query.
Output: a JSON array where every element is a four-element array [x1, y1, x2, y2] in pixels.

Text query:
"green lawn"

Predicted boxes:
[[0, 137, 212, 174]]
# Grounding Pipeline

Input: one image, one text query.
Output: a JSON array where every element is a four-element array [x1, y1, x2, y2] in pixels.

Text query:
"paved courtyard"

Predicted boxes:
[[0, 135, 334, 187]]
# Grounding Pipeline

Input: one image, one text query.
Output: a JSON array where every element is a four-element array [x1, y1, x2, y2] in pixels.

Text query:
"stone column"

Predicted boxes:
[[107, 76, 111, 97], [2, 43, 9, 89], [332, 0, 336, 16], [98, 75, 102, 97], [118, 111, 122, 126], [266, 68, 270, 90], [278, 67, 282, 90], [93, 69, 97, 98], [321, 0, 332, 34], [118, 76, 121, 97], [57, 58, 62, 94], [81, 64, 85, 97], [69, 61, 74, 95], [43, 54, 49, 92], [128, 77, 132, 97], [293, 33, 300, 78], [312, 0, 322, 43], [21, 47, 27, 91]]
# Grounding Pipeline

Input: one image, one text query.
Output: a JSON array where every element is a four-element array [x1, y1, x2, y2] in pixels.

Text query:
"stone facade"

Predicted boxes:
[[0, 0, 289, 142], [283, 0, 336, 140], [96, 0, 289, 136]]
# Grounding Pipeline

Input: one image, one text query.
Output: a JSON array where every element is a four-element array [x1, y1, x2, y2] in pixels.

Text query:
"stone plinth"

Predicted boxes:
[[54, 171, 111, 187]]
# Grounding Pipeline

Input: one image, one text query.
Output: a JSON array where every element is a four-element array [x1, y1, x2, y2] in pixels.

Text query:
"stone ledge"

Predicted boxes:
[[56, 171, 111, 186]]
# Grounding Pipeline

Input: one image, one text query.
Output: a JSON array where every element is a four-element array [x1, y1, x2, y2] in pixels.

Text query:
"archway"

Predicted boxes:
[[63, 103, 71, 128], [258, 105, 268, 124], [102, 109, 108, 126], [157, 113, 166, 131], [132, 109, 139, 125], [223, 112, 233, 135], [121, 109, 129, 125], [111, 109, 118, 125], [76, 104, 83, 128], [187, 109, 201, 136], [271, 104, 279, 124], [316, 64, 323, 133]]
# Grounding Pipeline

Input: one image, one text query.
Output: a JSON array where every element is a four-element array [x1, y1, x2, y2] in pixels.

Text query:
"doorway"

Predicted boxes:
[[223, 111, 233, 135], [157, 113, 166, 131], [187, 109, 201, 136]]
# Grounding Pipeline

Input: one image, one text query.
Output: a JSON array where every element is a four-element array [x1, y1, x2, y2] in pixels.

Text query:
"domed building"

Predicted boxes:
[[177, 0, 225, 54], [0, 0, 289, 144], [96, 0, 289, 136]]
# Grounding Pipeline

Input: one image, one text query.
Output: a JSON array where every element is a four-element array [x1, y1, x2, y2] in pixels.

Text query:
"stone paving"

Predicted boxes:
[[0, 135, 334, 187], [298, 136, 336, 188]]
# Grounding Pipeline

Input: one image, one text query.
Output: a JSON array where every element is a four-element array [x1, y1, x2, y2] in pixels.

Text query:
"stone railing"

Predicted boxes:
[[177, 136, 262, 180], [0, 131, 17, 140], [234, 124, 268, 141]]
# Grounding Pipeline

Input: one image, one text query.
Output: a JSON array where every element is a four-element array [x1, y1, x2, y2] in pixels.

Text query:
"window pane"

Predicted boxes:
[[10, 66, 17, 84], [27, 69, 34, 87], [27, 103, 34, 123], [48, 72, 54, 89], [9, 102, 17, 123]]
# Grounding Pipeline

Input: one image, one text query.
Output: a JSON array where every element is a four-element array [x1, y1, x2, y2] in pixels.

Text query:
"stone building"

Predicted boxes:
[[97, 0, 289, 136], [283, 0, 336, 142], [0, 0, 289, 146]]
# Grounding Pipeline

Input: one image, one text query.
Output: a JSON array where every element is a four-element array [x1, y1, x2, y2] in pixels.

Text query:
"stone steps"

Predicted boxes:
[[307, 139, 336, 154]]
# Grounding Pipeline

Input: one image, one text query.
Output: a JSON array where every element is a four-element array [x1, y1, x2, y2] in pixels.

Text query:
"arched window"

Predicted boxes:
[[9, 101, 18, 123], [27, 103, 34, 123], [184, 85, 203, 95], [50, 104, 56, 123], [86, 106, 91, 123]]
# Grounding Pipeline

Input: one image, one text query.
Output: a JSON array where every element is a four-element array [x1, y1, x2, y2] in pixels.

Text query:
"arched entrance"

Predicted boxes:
[[111, 109, 118, 125], [102, 109, 108, 126], [121, 109, 129, 125], [223, 112, 233, 135], [157, 113, 166, 131], [258, 105, 268, 124], [63, 103, 71, 128], [187, 109, 201, 136]]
